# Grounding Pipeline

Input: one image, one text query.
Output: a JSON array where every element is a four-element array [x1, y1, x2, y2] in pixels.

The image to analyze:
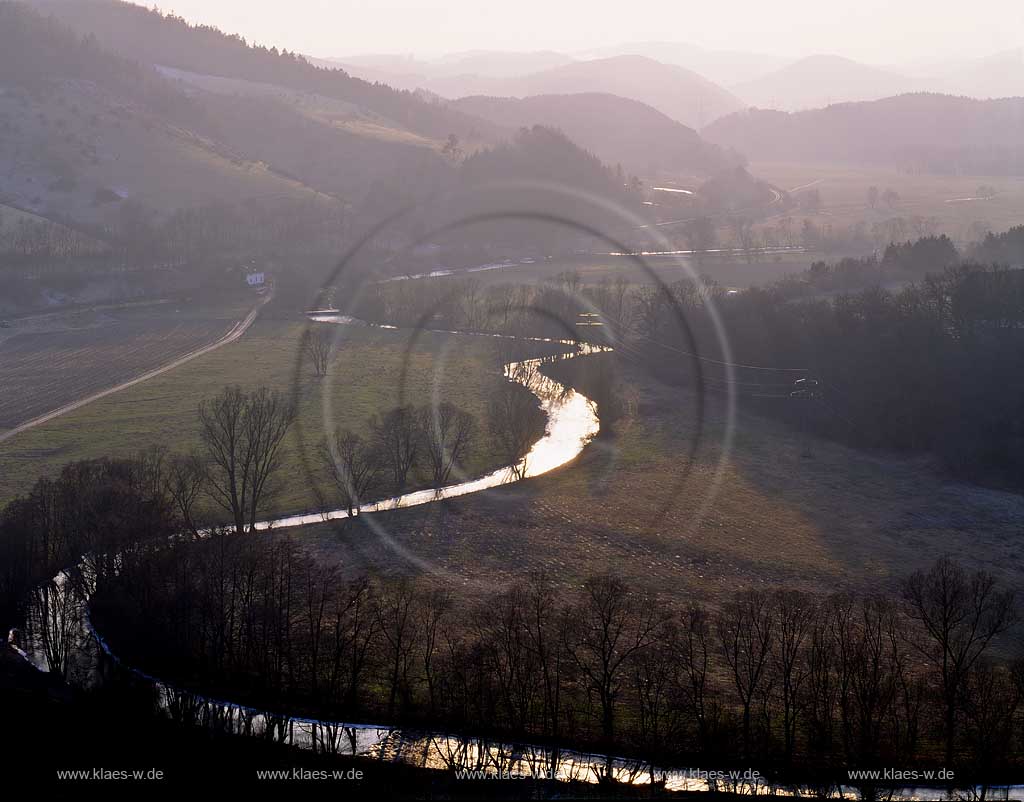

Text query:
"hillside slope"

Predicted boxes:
[[703, 93, 1024, 175], [504, 55, 744, 129], [27, 0, 501, 144], [732, 54, 916, 111], [0, 3, 331, 226], [341, 53, 744, 130], [934, 48, 1024, 100], [451, 92, 741, 177], [576, 41, 789, 86]]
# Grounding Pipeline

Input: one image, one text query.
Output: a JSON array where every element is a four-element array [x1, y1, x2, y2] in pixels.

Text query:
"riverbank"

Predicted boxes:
[[6, 644, 680, 798]]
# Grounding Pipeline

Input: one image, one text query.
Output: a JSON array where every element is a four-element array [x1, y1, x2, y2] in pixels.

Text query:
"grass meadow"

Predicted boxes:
[[0, 316, 515, 515]]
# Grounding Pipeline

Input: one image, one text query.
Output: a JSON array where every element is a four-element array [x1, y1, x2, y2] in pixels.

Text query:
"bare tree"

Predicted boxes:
[[330, 575, 377, 710], [523, 573, 572, 750], [322, 429, 380, 516], [632, 619, 681, 770], [370, 406, 423, 495], [482, 583, 542, 732], [771, 590, 816, 766], [165, 452, 206, 536], [716, 589, 774, 761], [421, 402, 477, 489], [678, 602, 717, 754], [375, 578, 419, 717], [301, 328, 332, 378], [487, 361, 542, 480], [569, 573, 660, 745], [31, 577, 81, 679], [842, 596, 907, 772], [900, 556, 1017, 767], [198, 386, 296, 533], [961, 661, 1020, 791], [417, 587, 452, 715]]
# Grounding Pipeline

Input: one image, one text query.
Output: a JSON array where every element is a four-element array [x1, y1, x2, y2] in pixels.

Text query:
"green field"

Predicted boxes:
[[752, 160, 1024, 242], [445, 253, 817, 291], [287, 357, 1024, 605], [0, 317, 515, 515]]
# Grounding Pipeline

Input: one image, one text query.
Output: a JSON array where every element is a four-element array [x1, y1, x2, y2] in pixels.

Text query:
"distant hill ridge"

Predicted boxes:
[[731, 54, 916, 111], [26, 0, 501, 143], [334, 51, 744, 129], [703, 93, 1024, 175], [451, 92, 742, 178]]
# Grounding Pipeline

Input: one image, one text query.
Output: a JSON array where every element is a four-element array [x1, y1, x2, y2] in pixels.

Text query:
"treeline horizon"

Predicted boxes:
[[5, 445, 1022, 789], [89, 530, 1022, 788], [349, 226, 1024, 487]]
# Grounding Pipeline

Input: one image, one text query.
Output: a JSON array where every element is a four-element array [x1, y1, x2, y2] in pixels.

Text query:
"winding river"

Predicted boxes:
[[260, 314, 602, 530], [16, 311, 1018, 799]]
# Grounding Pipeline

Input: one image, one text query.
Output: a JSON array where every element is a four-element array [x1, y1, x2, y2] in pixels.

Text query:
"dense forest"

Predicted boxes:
[[638, 259, 1024, 485], [354, 230, 1024, 487]]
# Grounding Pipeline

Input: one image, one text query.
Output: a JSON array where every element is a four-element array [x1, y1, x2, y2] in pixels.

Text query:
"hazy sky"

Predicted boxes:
[[158, 0, 1022, 63]]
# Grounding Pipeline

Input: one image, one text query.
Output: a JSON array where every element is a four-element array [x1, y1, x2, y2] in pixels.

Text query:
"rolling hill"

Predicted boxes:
[[702, 93, 1024, 175], [0, 3, 334, 226], [450, 92, 741, 178], [334, 50, 576, 81], [933, 48, 1024, 100], [1, 1, 525, 232], [2, 2, 650, 255], [25, 0, 502, 144], [731, 54, 916, 111], [575, 41, 789, 86], [337, 52, 744, 129], [497, 55, 744, 129]]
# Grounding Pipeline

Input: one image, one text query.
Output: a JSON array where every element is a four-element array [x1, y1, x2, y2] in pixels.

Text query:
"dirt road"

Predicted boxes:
[[0, 290, 272, 446]]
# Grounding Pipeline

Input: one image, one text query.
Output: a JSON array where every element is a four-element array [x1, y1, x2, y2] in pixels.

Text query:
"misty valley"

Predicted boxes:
[[2, 1, 1024, 798]]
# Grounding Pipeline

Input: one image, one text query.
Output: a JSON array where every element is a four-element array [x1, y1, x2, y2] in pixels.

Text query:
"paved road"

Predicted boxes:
[[0, 289, 272, 446]]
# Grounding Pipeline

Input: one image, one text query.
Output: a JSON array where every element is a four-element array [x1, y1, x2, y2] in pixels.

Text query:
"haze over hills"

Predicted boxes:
[[574, 41, 789, 86], [732, 54, 917, 111], [335, 52, 744, 129], [25, 0, 503, 145], [324, 40, 1024, 125], [3, 1, 656, 243], [0, 3, 339, 226], [930, 48, 1024, 99], [451, 92, 741, 178], [703, 93, 1024, 175], [1, 1, 482, 236], [504, 55, 744, 129], [314, 50, 578, 96], [335, 50, 576, 79]]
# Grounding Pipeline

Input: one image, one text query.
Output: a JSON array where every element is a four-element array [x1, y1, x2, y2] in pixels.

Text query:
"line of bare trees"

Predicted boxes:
[[1, 375, 538, 628], [322, 401, 479, 515], [3, 443, 1021, 785], [89, 536, 1021, 783], [358, 271, 619, 344]]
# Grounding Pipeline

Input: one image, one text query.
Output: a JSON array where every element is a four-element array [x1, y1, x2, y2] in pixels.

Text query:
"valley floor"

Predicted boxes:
[[285, 358, 1024, 611], [0, 312, 521, 513]]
